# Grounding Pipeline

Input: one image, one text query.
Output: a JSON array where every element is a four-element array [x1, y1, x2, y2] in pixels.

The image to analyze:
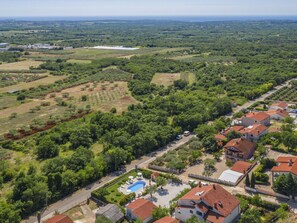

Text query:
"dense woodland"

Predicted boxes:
[[1, 19, 297, 222]]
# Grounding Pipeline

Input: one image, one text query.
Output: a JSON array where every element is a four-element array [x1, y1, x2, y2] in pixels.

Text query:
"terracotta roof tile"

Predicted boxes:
[[224, 138, 256, 156], [239, 124, 267, 136], [272, 156, 297, 176], [179, 184, 240, 217], [205, 211, 225, 223], [245, 112, 270, 121], [154, 216, 179, 223], [270, 101, 288, 109], [224, 126, 245, 135], [127, 198, 157, 221], [266, 109, 289, 118], [231, 161, 253, 174], [43, 215, 73, 223], [215, 134, 227, 141]]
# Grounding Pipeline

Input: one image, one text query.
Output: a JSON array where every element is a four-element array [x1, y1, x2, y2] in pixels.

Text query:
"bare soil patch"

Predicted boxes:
[[151, 73, 181, 87]]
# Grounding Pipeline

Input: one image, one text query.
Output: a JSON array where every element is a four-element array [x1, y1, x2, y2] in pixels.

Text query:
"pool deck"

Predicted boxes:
[[118, 178, 151, 196]]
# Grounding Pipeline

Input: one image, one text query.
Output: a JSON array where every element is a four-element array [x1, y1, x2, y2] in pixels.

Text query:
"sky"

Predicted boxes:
[[1, 0, 297, 17]]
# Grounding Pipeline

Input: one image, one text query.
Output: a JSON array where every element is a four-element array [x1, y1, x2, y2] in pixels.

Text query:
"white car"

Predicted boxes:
[[183, 131, 190, 136]]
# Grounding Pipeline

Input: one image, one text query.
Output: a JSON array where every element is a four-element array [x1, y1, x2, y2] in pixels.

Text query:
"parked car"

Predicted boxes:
[[183, 131, 190, 136], [176, 134, 183, 140]]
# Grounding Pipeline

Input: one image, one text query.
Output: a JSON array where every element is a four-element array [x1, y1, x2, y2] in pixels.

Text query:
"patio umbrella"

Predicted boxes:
[[137, 172, 142, 176], [128, 176, 134, 180]]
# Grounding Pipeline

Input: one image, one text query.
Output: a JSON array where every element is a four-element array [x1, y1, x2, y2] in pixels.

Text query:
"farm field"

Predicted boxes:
[[0, 95, 29, 110], [0, 74, 66, 93], [0, 60, 43, 70], [151, 73, 181, 87], [67, 59, 92, 64], [170, 54, 236, 63], [0, 81, 137, 135], [266, 84, 297, 102], [151, 71, 196, 87]]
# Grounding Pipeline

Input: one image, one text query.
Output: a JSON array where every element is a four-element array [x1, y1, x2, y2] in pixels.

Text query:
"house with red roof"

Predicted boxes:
[[154, 216, 179, 223], [241, 112, 270, 127], [175, 184, 240, 223], [231, 161, 253, 174], [224, 138, 256, 162], [239, 124, 268, 142], [43, 214, 73, 223], [222, 126, 245, 136], [266, 109, 289, 120], [269, 101, 288, 111], [126, 198, 157, 223], [271, 156, 297, 181]]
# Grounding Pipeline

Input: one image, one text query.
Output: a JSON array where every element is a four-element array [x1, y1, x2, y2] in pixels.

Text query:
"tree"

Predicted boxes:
[[185, 216, 206, 223], [250, 172, 256, 188], [36, 136, 59, 159], [17, 94, 26, 101], [69, 126, 93, 149], [239, 208, 261, 223], [152, 207, 169, 221], [273, 173, 297, 196], [245, 174, 250, 187], [105, 147, 128, 171], [67, 147, 94, 172], [155, 176, 167, 188], [167, 158, 186, 173], [95, 215, 112, 223], [146, 185, 157, 198], [173, 79, 188, 89], [227, 130, 241, 141], [0, 201, 21, 223], [202, 136, 218, 152]]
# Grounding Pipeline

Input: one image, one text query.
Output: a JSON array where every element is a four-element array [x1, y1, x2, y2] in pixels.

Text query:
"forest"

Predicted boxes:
[[1, 19, 297, 222]]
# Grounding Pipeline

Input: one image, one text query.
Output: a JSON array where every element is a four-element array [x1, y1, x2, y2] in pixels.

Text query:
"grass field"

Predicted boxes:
[[0, 95, 26, 110], [67, 59, 92, 64], [0, 75, 66, 93], [0, 60, 43, 71], [151, 73, 181, 87], [180, 71, 196, 84]]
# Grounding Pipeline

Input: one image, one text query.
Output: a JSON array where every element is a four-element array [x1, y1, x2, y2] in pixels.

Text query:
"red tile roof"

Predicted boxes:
[[127, 199, 157, 221], [154, 216, 179, 223], [244, 112, 270, 121], [224, 138, 256, 156], [239, 124, 267, 136], [270, 101, 288, 109], [272, 156, 297, 176], [215, 134, 227, 141], [231, 161, 253, 174], [224, 126, 245, 135], [266, 109, 289, 118], [43, 215, 73, 223], [179, 184, 240, 218]]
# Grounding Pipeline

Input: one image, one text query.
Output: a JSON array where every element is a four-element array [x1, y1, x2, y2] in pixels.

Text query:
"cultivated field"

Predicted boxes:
[[0, 81, 137, 135], [267, 84, 297, 102], [0, 75, 66, 93], [170, 54, 236, 63], [151, 72, 196, 87], [0, 60, 43, 70], [151, 73, 181, 87]]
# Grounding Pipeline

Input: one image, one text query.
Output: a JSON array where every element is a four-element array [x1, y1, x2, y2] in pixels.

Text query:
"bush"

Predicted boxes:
[[119, 193, 135, 205], [254, 172, 269, 183]]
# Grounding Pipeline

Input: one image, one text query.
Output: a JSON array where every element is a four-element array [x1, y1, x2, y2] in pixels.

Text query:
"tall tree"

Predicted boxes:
[[250, 172, 256, 188]]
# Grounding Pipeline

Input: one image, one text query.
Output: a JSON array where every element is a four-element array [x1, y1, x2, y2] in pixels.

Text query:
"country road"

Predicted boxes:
[[24, 135, 194, 223], [233, 77, 297, 114]]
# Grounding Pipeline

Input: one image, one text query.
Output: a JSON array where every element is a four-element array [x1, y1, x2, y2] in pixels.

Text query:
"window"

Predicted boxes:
[[196, 211, 202, 216], [190, 210, 193, 214]]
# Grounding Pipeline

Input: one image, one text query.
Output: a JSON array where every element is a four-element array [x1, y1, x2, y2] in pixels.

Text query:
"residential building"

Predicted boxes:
[[231, 161, 253, 174], [241, 112, 270, 127], [154, 216, 179, 223], [126, 198, 157, 223], [239, 124, 268, 142], [175, 184, 240, 223], [214, 134, 227, 146], [96, 204, 124, 223], [269, 101, 288, 110], [43, 214, 73, 223], [224, 138, 256, 162], [266, 109, 289, 120], [271, 156, 297, 181], [222, 126, 245, 136]]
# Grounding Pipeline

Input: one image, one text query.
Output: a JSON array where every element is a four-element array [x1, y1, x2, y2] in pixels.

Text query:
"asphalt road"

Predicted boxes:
[[24, 135, 194, 223]]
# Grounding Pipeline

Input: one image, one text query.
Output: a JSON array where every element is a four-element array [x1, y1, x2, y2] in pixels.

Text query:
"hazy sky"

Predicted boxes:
[[1, 0, 297, 17]]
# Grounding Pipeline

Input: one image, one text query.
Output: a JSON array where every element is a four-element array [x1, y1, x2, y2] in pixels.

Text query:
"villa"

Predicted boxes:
[[224, 138, 256, 162], [269, 101, 288, 110], [271, 156, 297, 181], [239, 124, 268, 142], [126, 198, 157, 223], [266, 109, 289, 120], [175, 184, 240, 223], [241, 112, 270, 127]]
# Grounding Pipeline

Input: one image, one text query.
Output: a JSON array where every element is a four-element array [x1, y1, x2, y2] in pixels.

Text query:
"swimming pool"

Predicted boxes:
[[127, 181, 146, 192]]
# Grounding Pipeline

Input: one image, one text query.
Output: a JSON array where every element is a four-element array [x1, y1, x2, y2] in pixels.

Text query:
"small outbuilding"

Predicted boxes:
[[96, 204, 124, 223], [218, 169, 244, 185]]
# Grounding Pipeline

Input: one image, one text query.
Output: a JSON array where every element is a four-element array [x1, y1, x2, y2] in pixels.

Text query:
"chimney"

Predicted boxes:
[[199, 181, 202, 187], [218, 201, 223, 208], [289, 159, 293, 166], [214, 203, 217, 209], [213, 184, 216, 190]]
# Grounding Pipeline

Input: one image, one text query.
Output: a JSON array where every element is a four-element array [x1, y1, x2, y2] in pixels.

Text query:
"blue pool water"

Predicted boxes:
[[127, 181, 146, 192]]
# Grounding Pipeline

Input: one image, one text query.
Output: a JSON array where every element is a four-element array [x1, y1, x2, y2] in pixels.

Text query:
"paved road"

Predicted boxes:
[[233, 78, 297, 114], [24, 135, 194, 223]]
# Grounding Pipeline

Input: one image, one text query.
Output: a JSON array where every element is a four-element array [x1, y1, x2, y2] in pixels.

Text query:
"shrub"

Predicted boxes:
[[119, 193, 135, 206]]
